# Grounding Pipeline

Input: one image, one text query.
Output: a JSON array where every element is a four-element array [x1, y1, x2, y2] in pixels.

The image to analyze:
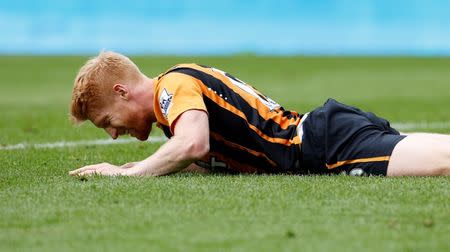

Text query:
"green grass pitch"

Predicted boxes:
[[0, 56, 449, 251]]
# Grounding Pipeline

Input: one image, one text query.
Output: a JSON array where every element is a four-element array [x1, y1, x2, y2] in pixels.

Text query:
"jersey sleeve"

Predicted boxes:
[[156, 72, 207, 132]]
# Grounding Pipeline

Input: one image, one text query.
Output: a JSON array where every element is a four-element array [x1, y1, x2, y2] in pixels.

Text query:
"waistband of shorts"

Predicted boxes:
[[296, 112, 309, 142]]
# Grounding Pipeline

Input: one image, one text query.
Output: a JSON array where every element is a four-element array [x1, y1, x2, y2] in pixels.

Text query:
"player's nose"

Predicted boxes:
[[105, 127, 118, 139]]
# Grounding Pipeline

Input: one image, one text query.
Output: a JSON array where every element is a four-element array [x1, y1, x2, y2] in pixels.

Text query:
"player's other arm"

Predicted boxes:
[[120, 162, 209, 174], [123, 109, 210, 176]]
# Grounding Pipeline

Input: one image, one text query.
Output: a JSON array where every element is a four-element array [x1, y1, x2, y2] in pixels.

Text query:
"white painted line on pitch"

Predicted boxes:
[[0, 122, 449, 151], [391, 121, 450, 131], [0, 136, 168, 151]]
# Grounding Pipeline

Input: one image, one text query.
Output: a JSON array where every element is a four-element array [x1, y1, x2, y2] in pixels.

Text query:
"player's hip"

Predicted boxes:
[[299, 98, 406, 176]]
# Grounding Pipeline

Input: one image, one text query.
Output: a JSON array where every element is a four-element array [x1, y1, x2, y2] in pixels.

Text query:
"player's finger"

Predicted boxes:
[[69, 166, 98, 176], [69, 167, 89, 175], [69, 163, 105, 175], [78, 169, 99, 176]]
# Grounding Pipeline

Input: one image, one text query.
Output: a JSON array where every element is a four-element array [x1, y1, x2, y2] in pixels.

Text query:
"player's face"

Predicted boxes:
[[92, 99, 152, 141]]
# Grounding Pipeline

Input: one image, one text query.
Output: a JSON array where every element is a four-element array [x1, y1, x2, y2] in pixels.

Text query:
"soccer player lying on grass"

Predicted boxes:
[[69, 51, 450, 177]]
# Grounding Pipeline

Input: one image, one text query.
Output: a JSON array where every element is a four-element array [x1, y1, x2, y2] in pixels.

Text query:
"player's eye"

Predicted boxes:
[[101, 119, 110, 128]]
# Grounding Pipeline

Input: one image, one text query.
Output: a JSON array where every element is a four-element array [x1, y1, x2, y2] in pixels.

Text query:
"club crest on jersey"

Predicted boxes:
[[159, 88, 173, 119]]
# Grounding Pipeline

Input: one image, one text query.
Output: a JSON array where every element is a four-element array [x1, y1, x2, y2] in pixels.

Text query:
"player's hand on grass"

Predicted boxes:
[[69, 162, 128, 176]]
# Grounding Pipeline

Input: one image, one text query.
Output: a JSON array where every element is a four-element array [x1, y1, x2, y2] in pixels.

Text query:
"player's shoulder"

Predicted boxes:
[[159, 63, 206, 77], [156, 63, 212, 88]]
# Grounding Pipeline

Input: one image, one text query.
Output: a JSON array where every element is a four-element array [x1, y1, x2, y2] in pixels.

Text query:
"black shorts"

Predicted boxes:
[[300, 98, 406, 176]]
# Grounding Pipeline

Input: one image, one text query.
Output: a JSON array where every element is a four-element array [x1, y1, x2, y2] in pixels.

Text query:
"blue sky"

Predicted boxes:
[[0, 0, 449, 55]]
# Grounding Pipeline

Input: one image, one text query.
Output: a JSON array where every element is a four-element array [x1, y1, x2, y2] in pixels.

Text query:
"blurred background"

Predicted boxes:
[[1, 0, 449, 56], [1, 0, 450, 147]]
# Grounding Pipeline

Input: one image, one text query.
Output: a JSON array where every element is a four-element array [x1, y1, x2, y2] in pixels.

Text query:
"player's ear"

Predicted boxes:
[[112, 84, 129, 100]]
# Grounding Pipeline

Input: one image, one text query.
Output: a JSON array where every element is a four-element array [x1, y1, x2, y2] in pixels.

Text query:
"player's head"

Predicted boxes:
[[70, 51, 152, 140]]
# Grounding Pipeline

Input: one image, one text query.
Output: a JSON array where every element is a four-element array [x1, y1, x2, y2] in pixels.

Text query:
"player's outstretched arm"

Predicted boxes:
[[387, 133, 450, 176], [119, 162, 209, 173], [69, 110, 209, 177]]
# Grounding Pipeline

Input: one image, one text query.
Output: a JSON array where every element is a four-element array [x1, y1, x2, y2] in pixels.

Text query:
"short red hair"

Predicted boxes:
[[70, 51, 141, 123]]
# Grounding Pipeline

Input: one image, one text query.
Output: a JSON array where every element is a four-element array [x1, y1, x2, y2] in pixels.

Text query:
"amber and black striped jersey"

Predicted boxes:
[[153, 64, 303, 173]]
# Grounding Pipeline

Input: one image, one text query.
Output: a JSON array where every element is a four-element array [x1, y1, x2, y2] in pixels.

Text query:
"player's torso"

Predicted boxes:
[[155, 64, 303, 173]]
